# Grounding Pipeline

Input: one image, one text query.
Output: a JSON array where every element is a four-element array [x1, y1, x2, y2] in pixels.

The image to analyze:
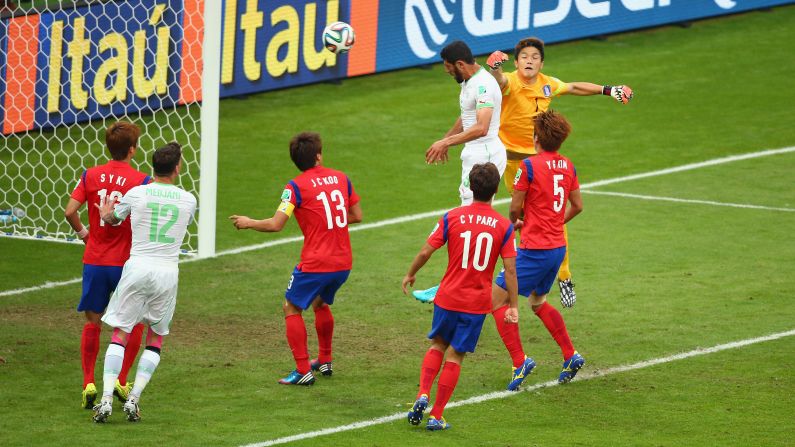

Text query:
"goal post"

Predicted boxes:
[[0, 0, 219, 256]]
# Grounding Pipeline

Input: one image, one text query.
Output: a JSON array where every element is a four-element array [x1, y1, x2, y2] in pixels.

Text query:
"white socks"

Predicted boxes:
[[130, 349, 161, 399], [102, 343, 125, 399]]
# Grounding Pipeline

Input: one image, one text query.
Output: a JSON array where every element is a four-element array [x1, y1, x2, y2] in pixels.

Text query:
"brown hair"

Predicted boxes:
[[152, 142, 182, 176], [105, 121, 141, 160], [469, 163, 500, 202], [289, 132, 322, 171], [514, 37, 544, 61], [534, 110, 571, 152]]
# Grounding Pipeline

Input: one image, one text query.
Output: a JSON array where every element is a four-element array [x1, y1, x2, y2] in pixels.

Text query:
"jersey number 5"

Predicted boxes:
[[147, 202, 179, 243], [553, 174, 565, 213], [317, 190, 347, 230]]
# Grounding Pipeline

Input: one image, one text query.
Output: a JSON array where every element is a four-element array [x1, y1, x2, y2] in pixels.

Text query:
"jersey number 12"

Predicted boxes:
[[147, 202, 179, 243]]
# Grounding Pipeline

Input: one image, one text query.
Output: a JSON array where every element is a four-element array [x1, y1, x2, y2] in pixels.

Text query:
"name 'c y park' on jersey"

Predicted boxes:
[[514, 151, 579, 250], [428, 202, 517, 314], [282, 166, 360, 273]]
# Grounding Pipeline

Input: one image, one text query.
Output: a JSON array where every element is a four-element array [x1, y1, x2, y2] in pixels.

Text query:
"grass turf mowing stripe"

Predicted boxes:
[[583, 190, 795, 213], [240, 328, 795, 447], [2, 145, 793, 298]]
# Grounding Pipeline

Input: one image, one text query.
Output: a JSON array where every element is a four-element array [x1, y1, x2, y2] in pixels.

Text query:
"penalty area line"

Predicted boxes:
[[2, 145, 794, 298], [583, 190, 795, 213], [240, 328, 795, 447]]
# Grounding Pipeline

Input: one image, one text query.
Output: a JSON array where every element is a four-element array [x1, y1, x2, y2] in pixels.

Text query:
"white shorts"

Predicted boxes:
[[102, 257, 179, 336], [460, 139, 507, 205]]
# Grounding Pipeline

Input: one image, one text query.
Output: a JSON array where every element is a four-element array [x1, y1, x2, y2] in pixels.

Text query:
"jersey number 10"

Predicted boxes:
[[460, 230, 493, 272]]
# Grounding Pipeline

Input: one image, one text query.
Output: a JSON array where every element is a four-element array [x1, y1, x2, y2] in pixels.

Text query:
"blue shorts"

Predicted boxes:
[[284, 266, 350, 310], [77, 264, 123, 313], [495, 247, 566, 297], [428, 305, 487, 353]]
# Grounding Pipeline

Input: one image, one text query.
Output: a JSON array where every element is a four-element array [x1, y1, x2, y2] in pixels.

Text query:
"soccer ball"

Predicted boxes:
[[323, 21, 355, 54]]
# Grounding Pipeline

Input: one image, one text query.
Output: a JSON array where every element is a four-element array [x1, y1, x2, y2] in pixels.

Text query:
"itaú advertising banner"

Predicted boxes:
[[375, 0, 795, 71], [1, 0, 203, 135]]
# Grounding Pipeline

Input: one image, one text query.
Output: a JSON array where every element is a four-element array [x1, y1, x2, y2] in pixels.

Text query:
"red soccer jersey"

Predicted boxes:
[[70, 160, 150, 266], [513, 151, 579, 249], [283, 166, 360, 272], [428, 202, 516, 314]]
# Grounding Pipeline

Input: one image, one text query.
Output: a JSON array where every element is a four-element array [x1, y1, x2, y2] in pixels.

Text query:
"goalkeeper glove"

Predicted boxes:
[[487, 51, 509, 70], [603, 85, 634, 104]]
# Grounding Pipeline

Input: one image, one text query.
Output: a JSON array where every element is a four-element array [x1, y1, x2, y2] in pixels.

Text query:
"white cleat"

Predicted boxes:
[[123, 396, 141, 422], [92, 399, 113, 423]]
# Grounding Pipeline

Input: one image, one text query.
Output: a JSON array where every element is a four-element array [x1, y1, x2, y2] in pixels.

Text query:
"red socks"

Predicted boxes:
[[313, 305, 334, 364], [492, 305, 526, 368], [285, 314, 310, 374], [535, 302, 575, 360], [80, 322, 101, 387], [429, 361, 461, 420], [118, 323, 144, 386], [418, 348, 444, 398]]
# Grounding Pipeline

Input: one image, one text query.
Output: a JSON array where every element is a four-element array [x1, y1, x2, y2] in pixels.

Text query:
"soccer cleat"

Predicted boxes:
[[123, 396, 141, 422], [412, 285, 438, 304], [310, 359, 333, 376], [559, 278, 577, 308], [426, 416, 451, 431], [82, 383, 97, 409], [507, 357, 536, 391], [407, 394, 429, 425], [559, 352, 585, 384], [92, 398, 113, 423], [278, 369, 315, 386], [113, 380, 133, 403]]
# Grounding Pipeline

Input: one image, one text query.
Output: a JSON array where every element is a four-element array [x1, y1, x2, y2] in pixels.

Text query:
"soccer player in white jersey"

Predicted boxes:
[[415, 40, 507, 303], [92, 142, 197, 423]]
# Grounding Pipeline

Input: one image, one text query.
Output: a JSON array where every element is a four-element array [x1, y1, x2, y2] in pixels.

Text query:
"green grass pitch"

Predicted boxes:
[[1, 6, 794, 446]]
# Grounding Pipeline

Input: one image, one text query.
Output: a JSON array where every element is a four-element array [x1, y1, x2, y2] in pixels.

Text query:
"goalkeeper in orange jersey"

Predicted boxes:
[[485, 37, 632, 387]]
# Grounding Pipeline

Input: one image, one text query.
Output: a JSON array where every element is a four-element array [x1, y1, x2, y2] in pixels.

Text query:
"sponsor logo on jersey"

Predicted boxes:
[[543, 85, 552, 97], [514, 168, 523, 185], [429, 222, 440, 237], [281, 188, 292, 201]]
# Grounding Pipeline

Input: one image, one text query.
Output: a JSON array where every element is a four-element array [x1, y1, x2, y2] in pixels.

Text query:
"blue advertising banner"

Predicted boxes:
[[375, 0, 795, 72]]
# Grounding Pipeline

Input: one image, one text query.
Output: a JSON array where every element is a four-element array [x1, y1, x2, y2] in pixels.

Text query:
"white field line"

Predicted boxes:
[[241, 328, 795, 447], [583, 190, 795, 212], [2, 145, 794, 298]]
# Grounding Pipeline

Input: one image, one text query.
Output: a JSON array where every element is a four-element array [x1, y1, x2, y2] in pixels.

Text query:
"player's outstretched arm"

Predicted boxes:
[[566, 82, 634, 104], [348, 202, 363, 224], [564, 189, 583, 224], [502, 256, 519, 323], [64, 198, 88, 243], [486, 50, 509, 90], [401, 243, 438, 295], [229, 211, 289, 233], [426, 118, 464, 164]]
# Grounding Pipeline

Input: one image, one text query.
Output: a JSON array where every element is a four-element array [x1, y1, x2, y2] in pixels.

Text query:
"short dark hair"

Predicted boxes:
[[534, 110, 571, 152], [514, 37, 544, 61], [440, 40, 475, 64], [152, 142, 182, 176], [105, 121, 140, 160], [469, 163, 500, 202], [289, 132, 322, 171]]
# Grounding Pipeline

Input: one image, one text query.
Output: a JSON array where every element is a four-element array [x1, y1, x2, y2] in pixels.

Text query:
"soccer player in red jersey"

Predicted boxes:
[[230, 132, 362, 385], [64, 121, 151, 409], [493, 110, 585, 389], [402, 163, 518, 431]]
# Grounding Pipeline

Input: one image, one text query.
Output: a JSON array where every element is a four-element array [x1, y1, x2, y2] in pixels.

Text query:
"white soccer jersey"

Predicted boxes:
[[113, 182, 197, 263], [459, 66, 502, 144]]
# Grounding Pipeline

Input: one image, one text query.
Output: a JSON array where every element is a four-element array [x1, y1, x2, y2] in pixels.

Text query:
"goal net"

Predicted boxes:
[[0, 0, 217, 255]]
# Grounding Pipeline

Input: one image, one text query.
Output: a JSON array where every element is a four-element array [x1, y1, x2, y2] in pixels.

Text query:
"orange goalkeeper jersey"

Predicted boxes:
[[499, 71, 568, 155]]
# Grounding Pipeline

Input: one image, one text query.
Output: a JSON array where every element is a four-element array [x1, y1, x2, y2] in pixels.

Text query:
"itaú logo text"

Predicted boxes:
[[404, 0, 737, 59]]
